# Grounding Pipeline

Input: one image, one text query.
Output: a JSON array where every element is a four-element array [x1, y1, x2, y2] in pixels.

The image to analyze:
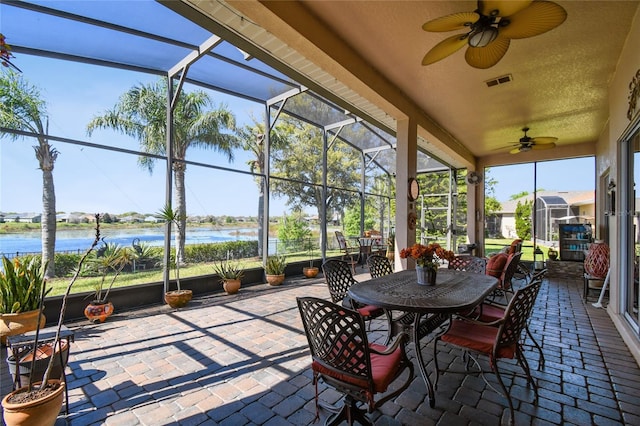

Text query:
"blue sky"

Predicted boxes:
[[1, 55, 600, 218]]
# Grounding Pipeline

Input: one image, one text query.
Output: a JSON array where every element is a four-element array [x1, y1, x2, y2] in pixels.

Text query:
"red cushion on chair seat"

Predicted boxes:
[[486, 253, 508, 279], [441, 319, 516, 359], [312, 342, 403, 393], [356, 304, 384, 318], [478, 303, 505, 322]]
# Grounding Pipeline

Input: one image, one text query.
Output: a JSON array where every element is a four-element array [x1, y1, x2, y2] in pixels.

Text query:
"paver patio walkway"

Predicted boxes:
[[2, 271, 640, 425]]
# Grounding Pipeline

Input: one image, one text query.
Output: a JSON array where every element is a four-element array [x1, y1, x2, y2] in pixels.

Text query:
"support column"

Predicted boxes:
[[396, 117, 417, 270]]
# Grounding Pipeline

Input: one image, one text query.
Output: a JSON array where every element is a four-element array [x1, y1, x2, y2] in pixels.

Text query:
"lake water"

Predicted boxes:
[[0, 227, 259, 257]]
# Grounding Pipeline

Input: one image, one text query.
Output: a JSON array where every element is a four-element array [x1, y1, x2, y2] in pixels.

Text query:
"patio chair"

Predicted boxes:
[[335, 231, 360, 273], [473, 268, 547, 368], [433, 278, 543, 425], [486, 252, 522, 304], [322, 259, 392, 337], [366, 254, 393, 278], [448, 255, 487, 274], [297, 296, 414, 426]]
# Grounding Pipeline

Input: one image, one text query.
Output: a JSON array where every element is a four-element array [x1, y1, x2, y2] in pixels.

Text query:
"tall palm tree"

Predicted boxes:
[[0, 70, 58, 278], [86, 78, 237, 262]]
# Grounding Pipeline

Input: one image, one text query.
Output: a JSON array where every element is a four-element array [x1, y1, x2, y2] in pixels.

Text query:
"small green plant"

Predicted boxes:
[[265, 255, 287, 275], [0, 256, 50, 314], [212, 261, 245, 283]]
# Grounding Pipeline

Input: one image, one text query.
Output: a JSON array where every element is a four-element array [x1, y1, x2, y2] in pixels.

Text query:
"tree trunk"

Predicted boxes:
[[35, 143, 58, 279], [173, 164, 187, 264]]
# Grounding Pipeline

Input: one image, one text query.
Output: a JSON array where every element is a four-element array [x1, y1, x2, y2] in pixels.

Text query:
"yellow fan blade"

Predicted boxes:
[[422, 34, 469, 65], [531, 142, 556, 150], [499, 1, 567, 39], [464, 36, 510, 69], [531, 136, 558, 144], [509, 147, 523, 154], [479, 0, 533, 18], [422, 12, 479, 32]]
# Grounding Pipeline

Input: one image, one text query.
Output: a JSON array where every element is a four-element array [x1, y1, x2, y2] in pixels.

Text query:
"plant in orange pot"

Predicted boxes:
[[2, 214, 102, 426], [0, 256, 50, 346], [265, 255, 287, 286], [213, 260, 245, 295], [84, 242, 134, 323]]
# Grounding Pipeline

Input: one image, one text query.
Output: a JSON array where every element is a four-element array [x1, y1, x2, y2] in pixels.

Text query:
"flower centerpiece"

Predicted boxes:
[[400, 243, 455, 286]]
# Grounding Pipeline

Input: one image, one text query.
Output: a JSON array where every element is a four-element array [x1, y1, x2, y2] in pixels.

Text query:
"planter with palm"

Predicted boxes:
[[84, 242, 134, 323], [156, 204, 192, 309], [303, 242, 319, 278]]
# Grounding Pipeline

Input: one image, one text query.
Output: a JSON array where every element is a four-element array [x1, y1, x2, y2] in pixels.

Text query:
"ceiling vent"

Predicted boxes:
[[485, 74, 513, 87]]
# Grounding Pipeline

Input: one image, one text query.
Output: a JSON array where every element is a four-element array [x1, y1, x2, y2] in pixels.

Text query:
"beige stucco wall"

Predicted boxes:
[[603, 7, 640, 364]]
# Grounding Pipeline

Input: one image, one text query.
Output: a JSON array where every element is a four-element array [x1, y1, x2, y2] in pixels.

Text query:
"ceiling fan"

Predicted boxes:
[[421, 0, 567, 69], [504, 127, 557, 154]]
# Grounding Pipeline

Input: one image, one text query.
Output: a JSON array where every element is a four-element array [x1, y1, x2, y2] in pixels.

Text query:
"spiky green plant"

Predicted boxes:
[[0, 256, 50, 314]]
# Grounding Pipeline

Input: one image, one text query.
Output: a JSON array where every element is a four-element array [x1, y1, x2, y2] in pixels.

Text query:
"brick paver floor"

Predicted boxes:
[[2, 271, 640, 425]]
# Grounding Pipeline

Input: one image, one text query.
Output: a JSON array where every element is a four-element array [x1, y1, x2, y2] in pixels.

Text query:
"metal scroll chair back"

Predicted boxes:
[[434, 278, 542, 425], [322, 259, 358, 304], [297, 296, 414, 425], [448, 256, 487, 274], [367, 254, 393, 278]]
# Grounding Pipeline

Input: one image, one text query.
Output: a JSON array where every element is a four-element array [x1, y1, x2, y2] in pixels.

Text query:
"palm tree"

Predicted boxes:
[[86, 78, 238, 262], [0, 70, 58, 278]]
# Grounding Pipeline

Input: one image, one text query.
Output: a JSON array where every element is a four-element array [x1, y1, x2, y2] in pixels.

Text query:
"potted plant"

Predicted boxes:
[[0, 256, 50, 346], [303, 245, 319, 278], [156, 204, 192, 309], [2, 215, 102, 426], [265, 255, 287, 286], [84, 242, 134, 323], [213, 260, 244, 295]]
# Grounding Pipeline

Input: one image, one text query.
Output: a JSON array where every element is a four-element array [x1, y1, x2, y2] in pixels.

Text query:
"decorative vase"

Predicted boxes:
[[223, 279, 241, 295], [584, 241, 610, 278], [84, 301, 114, 324], [164, 290, 192, 308], [2, 379, 65, 426], [0, 310, 46, 346], [303, 267, 319, 278], [266, 274, 285, 286], [547, 248, 558, 261], [416, 265, 437, 286]]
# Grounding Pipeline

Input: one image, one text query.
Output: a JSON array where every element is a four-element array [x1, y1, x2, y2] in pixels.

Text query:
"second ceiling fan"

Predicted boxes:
[[504, 127, 557, 154], [421, 0, 567, 69]]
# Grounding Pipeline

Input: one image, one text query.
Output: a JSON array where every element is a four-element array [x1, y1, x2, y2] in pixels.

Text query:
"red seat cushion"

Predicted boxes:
[[441, 319, 516, 359], [486, 253, 508, 279], [312, 342, 404, 393], [478, 303, 505, 322], [356, 304, 384, 318]]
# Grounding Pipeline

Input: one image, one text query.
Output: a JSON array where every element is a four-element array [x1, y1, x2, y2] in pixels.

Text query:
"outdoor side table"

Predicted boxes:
[[6, 325, 75, 414]]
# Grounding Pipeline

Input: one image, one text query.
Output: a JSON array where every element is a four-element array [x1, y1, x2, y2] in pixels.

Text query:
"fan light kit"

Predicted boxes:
[[422, 0, 567, 69]]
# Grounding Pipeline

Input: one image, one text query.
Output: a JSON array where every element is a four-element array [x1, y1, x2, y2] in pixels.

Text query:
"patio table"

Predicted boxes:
[[348, 269, 498, 407]]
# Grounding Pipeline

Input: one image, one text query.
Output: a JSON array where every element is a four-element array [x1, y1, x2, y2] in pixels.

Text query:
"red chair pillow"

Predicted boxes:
[[486, 253, 508, 278]]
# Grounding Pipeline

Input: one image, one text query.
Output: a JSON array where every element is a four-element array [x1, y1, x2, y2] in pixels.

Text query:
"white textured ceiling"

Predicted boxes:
[[183, 0, 639, 169]]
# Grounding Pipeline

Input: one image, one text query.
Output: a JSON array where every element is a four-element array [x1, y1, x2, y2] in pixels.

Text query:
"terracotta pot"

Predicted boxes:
[[223, 279, 241, 295], [164, 290, 192, 308], [6, 341, 69, 387], [265, 274, 285, 286], [1, 310, 46, 346], [303, 267, 319, 278], [84, 301, 114, 324], [2, 379, 65, 426]]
